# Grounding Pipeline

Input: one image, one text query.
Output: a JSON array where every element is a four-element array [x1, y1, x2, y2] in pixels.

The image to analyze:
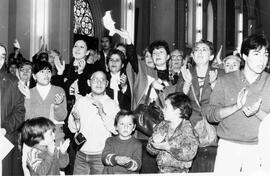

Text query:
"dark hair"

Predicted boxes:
[[193, 39, 214, 55], [114, 110, 136, 126], [240, 34, 269, 56], [33, 60, 52, 74], [74, 34, 99, 51], [101, 35, 113, 45], [106, 49, 126, 66], [149, 40, 170, 55], [21, 117, 55, 147], [19, 60, 32, 69], [165, 92, 192, 120]]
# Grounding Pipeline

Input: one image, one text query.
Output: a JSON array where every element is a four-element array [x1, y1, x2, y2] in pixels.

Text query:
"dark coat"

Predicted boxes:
[[0, 70, 25, 176]]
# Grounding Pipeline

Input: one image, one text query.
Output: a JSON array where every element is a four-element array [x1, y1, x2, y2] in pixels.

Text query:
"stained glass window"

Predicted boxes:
[[73, 0, 94, 36]]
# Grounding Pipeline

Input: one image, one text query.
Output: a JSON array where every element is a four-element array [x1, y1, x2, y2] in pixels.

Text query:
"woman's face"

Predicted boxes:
[[34, 68, 52, 86], [108, 54, 123, 74], [145, 51, 155, 68], [72, 40, 90, 60]]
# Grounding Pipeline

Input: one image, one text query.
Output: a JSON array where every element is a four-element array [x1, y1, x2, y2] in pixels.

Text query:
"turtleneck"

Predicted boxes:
[[36, 83, 51, 100], [157, 68, 169, 81]]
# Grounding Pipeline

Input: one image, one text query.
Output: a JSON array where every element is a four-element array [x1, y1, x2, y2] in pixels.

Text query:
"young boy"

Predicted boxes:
[[204, 34, 270, 173], [102, 110, 142, 174], [68, 71, 119, 175], [21, 117, 70, 175]]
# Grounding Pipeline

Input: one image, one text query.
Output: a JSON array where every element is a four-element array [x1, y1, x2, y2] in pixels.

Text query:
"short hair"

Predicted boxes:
[[90, 70, 107, 80], [114, 110, 136, 126], [19, 60, 32, 69], [106, 49, 126, 65], [193, 39, 214, 55], [101, 35, 113, 44], [74, 34, 99, 51], [149, 40, 170, 55], [165, 92, 192, 120], [33, 60, 52, 74], [22, 117, 55, 147], [240, 34, 269, 56]]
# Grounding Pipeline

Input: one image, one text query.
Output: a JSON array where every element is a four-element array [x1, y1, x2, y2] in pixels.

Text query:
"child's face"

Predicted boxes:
[[152, 47, 169, 68], [116, 115, 136, 140], [224, 59, 240, 73], [163, 99, 180, 122], [73, 40, 90, 59], [39, 129, 55, 146], [108, 54, 123, 74], [34, 68, 52, 86], [193, 43, 213, 66]]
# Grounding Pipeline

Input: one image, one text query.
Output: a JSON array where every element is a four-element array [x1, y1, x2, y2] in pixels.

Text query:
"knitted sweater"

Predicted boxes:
[[102, 136, 142, 174], [25, 85, 67, 145]]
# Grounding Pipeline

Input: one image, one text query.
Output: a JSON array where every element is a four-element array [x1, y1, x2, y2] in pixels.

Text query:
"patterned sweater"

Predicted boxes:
[[147, 120, 199, 173], [26, 146, 69, 175]]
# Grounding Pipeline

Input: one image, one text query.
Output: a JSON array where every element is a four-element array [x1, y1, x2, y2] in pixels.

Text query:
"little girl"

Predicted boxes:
[[147, 92, 199, 173], [21, 117, 70, 175], [102, 110, 142, 174]]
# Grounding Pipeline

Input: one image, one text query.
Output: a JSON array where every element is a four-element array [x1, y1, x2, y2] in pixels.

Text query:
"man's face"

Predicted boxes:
[[193, 43, 213, 66], [19, 65, 32, 82], [152, 47, 169, 68], [170, 50, 183, 69], [244, 46, 269, 74], [101, 37, 111, 51], [89, 71, 108, 95], [0, 46, 7, 69]]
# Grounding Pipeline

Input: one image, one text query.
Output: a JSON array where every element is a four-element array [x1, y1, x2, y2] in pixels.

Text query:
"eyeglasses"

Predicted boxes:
[[90, 78, 107, 84], [19, 68, 32, 73]]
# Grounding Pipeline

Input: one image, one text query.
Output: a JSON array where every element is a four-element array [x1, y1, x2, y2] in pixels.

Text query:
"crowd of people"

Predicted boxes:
[[1, 31, 270, 175]]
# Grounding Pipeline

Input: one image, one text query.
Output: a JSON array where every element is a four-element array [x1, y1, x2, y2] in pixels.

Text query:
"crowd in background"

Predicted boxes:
[[1, 30, 270, 175]]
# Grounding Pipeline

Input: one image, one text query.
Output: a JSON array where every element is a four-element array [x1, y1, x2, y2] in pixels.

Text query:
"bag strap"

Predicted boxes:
[[190, 84, 206, 120]]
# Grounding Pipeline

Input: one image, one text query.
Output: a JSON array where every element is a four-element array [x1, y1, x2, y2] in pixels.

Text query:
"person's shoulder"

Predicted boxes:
[[131, 136, 142, 147], [219, 70, 240, 82], [51, 85, 65, 92], [0, 72, 18, 83]]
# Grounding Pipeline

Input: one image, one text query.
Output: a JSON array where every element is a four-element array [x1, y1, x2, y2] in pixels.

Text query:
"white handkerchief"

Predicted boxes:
[[102, 11, 116, 36], [0, 133, 14, 161]]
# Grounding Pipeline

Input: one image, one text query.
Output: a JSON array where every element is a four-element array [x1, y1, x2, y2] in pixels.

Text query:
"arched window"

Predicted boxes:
[[73, 0, 94, 36]]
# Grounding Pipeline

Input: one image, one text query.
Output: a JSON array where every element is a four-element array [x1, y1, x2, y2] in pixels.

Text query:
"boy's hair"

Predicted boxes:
[[106, 49, 126, 66], [33, 60, 52, 74], [193, 39, 214, 55], [101, 35, 113, 45], [165, 92, 192, 120], [114, 110, 136, 126], [149, 40, 170, 55], [22, 117, 55, 147], [19, 60, 32, 69], [240, 34, 269, 56]]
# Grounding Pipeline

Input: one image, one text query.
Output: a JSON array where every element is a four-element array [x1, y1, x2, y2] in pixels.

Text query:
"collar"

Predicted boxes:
[[36, 83, 51, 91]]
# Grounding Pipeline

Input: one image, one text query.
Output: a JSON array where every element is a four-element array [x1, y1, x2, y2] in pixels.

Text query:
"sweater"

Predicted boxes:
[[102, 136, 142, 174], [25, 85, 67, 145], [26, 146, 69, 175], [203, 71, 270, 144], [68, 93, 119, 154]]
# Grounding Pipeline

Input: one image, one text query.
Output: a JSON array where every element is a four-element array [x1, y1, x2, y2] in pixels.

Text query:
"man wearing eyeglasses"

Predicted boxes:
[[68, 71, 119, 175]]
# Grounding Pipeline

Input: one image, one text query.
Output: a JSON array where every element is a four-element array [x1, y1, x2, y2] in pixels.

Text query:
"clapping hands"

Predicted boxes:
[[59, 139, 70, 154], [54, 93, 65, 105], [115, 156, 131, 166]]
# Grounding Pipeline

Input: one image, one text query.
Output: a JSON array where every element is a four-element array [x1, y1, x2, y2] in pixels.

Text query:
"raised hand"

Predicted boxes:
[[151, 79, 164, 91], [119, 73, 127, 88], [18, 81, 30, 99], [152, 133, 167, 143], [77, 59, 86, 74], [236, 87, 248, 109], [92, 100, 106, 116], [209, 69, 218, 89], [54, 56, 65, 75], [59, 139, 70, 154], [181, 66, 192, 83], [115, 28, 132, 44], [54, 93, 65, 105]]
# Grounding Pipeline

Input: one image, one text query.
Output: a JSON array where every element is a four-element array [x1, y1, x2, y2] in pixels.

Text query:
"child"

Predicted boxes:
[[102, 110, 142, 174], [21, 117, 70, 175], [147, 92, 199, 173]]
